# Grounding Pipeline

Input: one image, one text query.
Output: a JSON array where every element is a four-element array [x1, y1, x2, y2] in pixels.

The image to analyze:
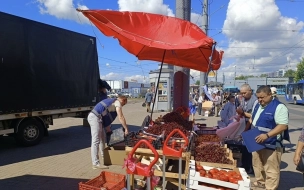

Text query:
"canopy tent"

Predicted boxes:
[[77, 9, 224, 116], [77, 9, 223, 72]]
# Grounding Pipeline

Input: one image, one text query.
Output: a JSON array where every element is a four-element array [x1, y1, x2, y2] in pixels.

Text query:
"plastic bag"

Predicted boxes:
[[107, 127, 125, 146], [233, 117, 246, 138], [216, 116, 241, 139], [217, 120, 226, 129]]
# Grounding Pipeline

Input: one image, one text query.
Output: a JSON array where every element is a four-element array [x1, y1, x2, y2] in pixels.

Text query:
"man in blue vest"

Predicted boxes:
[[87, 96, 129, 169], [249, 85, 289, 189]]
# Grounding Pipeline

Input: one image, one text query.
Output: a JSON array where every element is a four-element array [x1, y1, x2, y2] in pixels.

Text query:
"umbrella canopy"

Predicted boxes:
[[78, 9, 223, 72]]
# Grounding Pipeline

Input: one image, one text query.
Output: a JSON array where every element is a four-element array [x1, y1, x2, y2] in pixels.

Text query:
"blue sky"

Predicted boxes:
[[1, 0, 304, 83]]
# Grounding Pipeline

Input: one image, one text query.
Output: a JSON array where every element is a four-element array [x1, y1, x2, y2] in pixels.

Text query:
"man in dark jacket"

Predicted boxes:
[[98, 79, 111, 101], [236, 84, 258, 174]]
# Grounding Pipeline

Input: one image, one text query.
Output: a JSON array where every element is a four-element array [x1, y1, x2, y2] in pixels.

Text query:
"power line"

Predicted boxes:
[[208, 28, 301, 32], [218, 46, 304, 49], [275, 0, 304, 2]]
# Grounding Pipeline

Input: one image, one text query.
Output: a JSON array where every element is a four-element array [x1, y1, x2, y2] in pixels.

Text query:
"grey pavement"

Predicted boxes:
[[0, 97, 303, 190]]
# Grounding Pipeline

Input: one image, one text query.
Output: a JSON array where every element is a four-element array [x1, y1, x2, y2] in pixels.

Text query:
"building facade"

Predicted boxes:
[[149, 64, 174, 112], [106, 80, 150, 97]]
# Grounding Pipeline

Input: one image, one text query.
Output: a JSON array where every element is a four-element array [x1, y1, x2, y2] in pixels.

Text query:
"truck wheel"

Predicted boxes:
[[15, 119, 45, 146]]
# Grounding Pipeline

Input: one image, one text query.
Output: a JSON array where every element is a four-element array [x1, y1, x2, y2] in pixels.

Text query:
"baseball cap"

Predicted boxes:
[[270, 87, 277, 94]]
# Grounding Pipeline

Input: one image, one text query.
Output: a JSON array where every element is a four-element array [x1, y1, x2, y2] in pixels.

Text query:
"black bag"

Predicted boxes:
[[142, 102, 146, 107], [296, 154, 304, 172]]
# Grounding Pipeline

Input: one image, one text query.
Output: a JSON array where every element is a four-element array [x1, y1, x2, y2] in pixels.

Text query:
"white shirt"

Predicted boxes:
[[108, 100, 122, 112], [198, 96, 204, 103]]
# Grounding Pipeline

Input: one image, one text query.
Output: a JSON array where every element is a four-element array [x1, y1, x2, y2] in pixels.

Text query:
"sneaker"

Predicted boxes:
[[92, 164, 109, 169]]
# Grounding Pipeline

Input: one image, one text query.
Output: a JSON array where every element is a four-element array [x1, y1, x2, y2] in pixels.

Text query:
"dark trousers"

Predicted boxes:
[[197, 103, 202, 115], [241, 145, 252, 170]]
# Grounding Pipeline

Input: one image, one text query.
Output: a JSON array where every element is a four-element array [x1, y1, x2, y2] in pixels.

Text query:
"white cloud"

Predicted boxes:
[[36, 0, 89, 23], [221, 0, 304, 80], [191, 13, 203, 28], [124, 75, 149, 83], [118, 0, 174, 16], [100, 72, 123, 81], [100, 72, 149, 83]]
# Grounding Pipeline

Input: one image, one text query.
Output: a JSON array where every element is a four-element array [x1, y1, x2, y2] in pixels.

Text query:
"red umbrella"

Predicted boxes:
[[77, 9, 223, 72]]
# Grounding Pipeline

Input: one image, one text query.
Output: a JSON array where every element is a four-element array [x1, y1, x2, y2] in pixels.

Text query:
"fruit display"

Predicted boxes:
[[145, 122, 189, 138], [158, 111, 193, 130], [195, 163, 243, 185], [195, 134, 221, 144], [195, 144, 233, 165]]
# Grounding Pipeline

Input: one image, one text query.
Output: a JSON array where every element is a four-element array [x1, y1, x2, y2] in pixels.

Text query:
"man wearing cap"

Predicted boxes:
[[271, 87, 279, 100]]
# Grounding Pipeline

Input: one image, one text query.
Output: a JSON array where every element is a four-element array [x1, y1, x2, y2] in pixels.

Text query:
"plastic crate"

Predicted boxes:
[[79, 171, 125, 190]]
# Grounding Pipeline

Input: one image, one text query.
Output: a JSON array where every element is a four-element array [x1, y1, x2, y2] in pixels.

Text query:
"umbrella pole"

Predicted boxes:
[[150, 50, 166, 119], [205, 44, 216, 83]]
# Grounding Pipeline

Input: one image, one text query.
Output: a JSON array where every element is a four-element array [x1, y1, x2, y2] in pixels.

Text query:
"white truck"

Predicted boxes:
[[0, 11, 100, 146]]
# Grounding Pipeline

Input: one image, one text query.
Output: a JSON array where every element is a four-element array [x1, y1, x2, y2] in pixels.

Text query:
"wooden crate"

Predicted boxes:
[[187, 160, 250, 190], [125, 147, 191, 190], [193, 144, 237, 170]]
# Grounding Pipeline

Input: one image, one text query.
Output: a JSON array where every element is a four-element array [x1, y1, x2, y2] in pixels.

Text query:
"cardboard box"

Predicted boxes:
[[83, 118, 90, 127], [202, 101, 213, 111], [104, 143, 127, 166]]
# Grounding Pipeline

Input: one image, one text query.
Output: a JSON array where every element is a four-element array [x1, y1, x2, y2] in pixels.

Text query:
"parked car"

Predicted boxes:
[[122, 92, 132, 98], [107, 92, 118, 98]]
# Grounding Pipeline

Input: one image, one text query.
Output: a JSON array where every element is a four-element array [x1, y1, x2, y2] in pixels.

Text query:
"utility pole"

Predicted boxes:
[[173, 0, 191, 110], [234, 65, 236, 86], [200, 0, 209, 88]]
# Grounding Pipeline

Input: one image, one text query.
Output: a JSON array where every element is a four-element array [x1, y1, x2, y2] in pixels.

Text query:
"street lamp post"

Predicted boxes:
[[234, 65, 236, 86]]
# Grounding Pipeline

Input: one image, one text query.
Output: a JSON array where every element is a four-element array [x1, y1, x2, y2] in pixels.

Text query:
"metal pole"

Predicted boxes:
[[200, 0, 209, 87], [234, 66, 236, 86], [162, 155, 166, 190], [173, 0, 191, 110], [178, 157, 182, 190], [151, 50, 166, 119]]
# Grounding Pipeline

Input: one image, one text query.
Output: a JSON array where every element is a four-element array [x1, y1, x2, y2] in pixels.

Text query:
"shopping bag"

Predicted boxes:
[[107, 127, 125, 146]]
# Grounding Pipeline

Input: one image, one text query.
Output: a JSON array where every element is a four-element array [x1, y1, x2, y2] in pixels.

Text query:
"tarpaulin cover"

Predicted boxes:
[[0, 12, 99, 114], [78, 10, 223, 72]]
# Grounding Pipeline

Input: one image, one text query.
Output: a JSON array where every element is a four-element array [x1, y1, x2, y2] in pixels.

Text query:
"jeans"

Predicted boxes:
[[87, 112, 106, 165], [197, 103, 202, 115]]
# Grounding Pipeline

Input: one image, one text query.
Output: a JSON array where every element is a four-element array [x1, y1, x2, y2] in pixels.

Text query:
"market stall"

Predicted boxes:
[[73, 8, 250, 190], [79, 106, 251, 189]]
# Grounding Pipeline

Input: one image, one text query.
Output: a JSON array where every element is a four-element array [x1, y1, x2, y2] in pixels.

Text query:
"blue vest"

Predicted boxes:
[[93, 98, 117, 127], [252, 99, 290, 149]]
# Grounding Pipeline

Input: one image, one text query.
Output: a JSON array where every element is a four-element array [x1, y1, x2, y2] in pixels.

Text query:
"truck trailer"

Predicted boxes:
[[0, 12, 99, 146]]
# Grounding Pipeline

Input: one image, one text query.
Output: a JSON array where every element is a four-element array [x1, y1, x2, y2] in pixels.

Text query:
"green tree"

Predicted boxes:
[[295, 58, 304, 82], [284, 69, 296, 77], [195, 80, 200, 85], [235, 75, 255, 80], [235, 75, 246, 80], [260, 74, 268, 77]]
